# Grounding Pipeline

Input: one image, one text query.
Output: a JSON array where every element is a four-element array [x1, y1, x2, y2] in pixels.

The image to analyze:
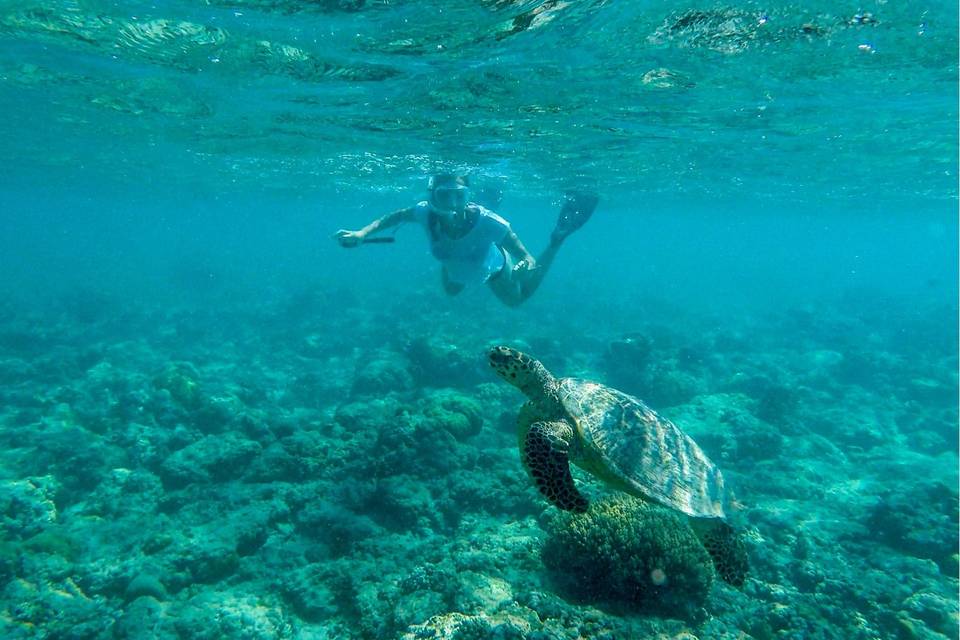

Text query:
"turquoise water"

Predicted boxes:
[[0, 1, 957, 638]]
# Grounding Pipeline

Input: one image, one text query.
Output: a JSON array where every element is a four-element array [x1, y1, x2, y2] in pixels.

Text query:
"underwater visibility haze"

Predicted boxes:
[[0, 0, 957, 638]]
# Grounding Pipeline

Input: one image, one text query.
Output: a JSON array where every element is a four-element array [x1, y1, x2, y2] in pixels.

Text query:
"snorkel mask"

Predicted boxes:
[[428, 175, 469, 216]]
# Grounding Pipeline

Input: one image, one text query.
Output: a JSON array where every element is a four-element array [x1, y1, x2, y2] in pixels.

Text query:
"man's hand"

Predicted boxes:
[[334, 229, 366, 248], [513, 256, 538, 275]]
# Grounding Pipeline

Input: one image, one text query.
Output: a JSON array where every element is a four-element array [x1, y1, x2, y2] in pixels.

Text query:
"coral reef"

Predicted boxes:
[[542, 496, 715, 617], [602, 333, 706, 407], [867, 480, 959, 577], [0, 289, 954, 639], [352, 352, 415, 396], [420, 388, 485, 441]]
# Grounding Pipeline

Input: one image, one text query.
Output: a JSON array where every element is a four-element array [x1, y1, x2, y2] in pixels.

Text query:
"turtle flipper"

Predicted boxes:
[[522, 421, 588, 513], [696, 519, 749, 587]]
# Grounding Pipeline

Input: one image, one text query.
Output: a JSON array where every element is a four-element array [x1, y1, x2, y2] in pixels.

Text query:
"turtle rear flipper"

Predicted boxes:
[[523, 421, 588, 513], [695, 519, 749, 587]]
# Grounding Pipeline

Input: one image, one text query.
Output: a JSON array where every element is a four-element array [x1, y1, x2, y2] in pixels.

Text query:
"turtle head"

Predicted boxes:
[[488, 346, 534, 381], [489, 346, 557, 398]]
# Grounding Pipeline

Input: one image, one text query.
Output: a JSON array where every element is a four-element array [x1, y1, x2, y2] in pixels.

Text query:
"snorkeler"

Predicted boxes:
[[334, 174, 597, 307]]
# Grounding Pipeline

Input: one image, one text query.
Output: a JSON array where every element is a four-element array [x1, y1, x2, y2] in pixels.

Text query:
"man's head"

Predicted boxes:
[[428, 174, 470, 216]]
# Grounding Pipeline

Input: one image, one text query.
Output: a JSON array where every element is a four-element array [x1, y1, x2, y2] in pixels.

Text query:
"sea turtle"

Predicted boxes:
[[489, 345, 748, 585]]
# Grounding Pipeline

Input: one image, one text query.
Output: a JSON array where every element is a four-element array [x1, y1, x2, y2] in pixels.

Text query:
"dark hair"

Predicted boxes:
[[429, 174, 469, 189]]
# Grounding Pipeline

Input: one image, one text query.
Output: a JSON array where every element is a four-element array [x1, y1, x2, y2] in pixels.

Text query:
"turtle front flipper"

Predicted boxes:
[[522, 421, 588, 513]]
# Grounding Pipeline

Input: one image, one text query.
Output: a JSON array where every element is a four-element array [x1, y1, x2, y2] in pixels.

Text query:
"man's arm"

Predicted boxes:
[[501, 229, 536, 266], [335, 207, 416, 247]]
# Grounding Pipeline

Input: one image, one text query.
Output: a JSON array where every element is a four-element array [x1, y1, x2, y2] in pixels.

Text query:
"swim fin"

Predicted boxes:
[[551, 190, 599, 245]]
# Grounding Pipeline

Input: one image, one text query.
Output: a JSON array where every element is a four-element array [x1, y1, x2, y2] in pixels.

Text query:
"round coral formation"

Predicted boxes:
[[421, 388, 484, 440], [542, 496, 714, 617], [351, 353, 414, 396], [153, 362, 203, 409]]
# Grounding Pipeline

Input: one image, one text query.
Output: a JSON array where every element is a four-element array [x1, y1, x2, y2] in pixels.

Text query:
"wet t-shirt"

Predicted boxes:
[[412, 202, 510, 286]]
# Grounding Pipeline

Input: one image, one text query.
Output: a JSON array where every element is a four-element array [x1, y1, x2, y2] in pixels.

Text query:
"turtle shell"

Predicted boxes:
[[557, 378, 729, 520]]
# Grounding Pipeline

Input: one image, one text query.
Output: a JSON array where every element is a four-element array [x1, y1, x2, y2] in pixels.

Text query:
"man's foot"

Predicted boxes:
[[551, 191, 599, 246]]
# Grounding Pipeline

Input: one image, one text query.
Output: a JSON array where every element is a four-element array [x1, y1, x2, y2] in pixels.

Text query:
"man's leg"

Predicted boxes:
[[516, 241, 561, 300], [442, 267, 464, 296], [488, 240, 561, 307], [489, 191, 597, 307], [488, 250, 524, 307]]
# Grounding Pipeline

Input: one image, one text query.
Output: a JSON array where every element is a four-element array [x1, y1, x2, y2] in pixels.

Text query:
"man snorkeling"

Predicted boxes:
[[334, 174, 597, 307]]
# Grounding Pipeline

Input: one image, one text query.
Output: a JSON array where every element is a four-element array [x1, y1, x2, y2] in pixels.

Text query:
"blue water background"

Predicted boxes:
[[2, 177, 955, 319]]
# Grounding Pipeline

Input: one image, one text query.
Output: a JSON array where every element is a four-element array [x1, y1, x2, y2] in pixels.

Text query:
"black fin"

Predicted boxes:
[[551, 191, 599, 244]]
